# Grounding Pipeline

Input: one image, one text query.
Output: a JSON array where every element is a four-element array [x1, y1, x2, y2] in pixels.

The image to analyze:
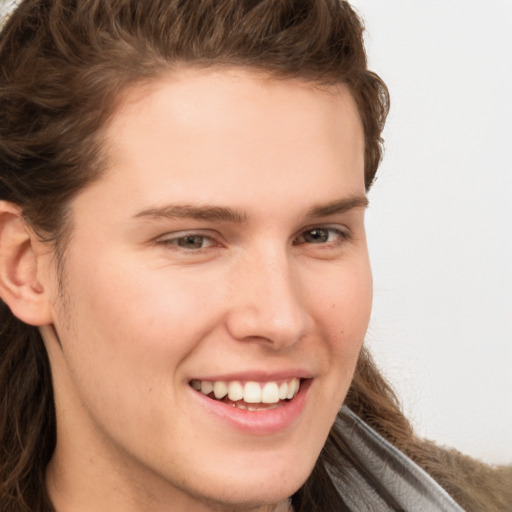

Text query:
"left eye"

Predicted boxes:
[[293, 227, 346, 245], [161, 234, 215, 250]]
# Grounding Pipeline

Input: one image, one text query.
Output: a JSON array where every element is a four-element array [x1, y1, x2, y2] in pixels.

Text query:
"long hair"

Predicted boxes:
[[0, 2, 509, 511]]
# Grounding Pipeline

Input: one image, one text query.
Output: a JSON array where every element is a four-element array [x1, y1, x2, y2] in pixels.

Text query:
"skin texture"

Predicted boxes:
[[8, 69, 372, 511]]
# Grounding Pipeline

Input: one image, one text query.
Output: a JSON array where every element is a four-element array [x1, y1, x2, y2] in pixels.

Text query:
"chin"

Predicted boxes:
[[188, 481, 300, 512], [172, 455, 314, 511]]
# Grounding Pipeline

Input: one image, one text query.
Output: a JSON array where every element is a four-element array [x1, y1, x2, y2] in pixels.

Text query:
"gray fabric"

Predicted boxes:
[[330, 406, 466, 511]]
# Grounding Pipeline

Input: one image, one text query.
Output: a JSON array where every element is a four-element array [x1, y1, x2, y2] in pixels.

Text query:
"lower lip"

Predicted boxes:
[[191, 380, 311, 435]]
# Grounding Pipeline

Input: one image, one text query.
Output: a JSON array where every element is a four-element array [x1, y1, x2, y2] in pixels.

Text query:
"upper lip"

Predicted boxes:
[[189, 369, 314, 383]]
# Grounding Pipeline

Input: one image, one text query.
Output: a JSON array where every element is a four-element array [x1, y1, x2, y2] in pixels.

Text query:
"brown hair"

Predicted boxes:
[[0, 1, 509, 511]]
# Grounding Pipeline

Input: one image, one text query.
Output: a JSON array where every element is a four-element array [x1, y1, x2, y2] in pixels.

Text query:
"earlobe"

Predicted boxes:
[[0, 201, 53, 326]]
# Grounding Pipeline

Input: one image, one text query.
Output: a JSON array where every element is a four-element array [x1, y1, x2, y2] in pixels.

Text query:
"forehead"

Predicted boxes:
[[76, 67, 365, 221]]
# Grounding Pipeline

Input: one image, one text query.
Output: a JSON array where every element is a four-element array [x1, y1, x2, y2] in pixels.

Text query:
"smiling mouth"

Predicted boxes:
[[189, 378, 301, 411]]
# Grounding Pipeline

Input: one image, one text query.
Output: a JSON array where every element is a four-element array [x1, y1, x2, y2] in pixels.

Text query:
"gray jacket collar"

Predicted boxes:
[[330, 406, 466, 511]]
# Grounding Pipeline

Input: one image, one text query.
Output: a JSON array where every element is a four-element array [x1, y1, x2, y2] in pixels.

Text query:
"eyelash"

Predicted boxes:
[[156, 226, 351, 252], [156, 233, 218, 251], [292, 226, 351, 246]]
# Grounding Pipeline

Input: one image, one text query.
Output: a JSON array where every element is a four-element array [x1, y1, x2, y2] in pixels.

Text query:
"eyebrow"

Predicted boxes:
[[133, 195, 368, 224], [306, 195, 369, 219], [133, 204, 248, 223]]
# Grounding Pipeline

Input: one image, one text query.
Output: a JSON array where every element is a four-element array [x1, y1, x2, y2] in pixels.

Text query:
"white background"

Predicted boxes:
[[350, 0, 512, 465]]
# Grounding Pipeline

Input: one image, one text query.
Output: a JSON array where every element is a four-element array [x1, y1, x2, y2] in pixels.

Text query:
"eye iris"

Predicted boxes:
[[304, 228, 329, 243], [177, 235, 205, 248]]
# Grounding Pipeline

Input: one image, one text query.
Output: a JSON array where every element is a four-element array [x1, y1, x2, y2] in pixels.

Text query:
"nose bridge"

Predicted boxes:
[[226, 241, 308, 346]]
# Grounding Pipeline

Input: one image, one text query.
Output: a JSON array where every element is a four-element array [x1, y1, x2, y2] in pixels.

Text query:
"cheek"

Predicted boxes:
[[315, 261, 372, 340], [56, 255, 232, 406], [309, 261, 372, 390], [70, 257, 215, 344], [51, 257, 220, 437]]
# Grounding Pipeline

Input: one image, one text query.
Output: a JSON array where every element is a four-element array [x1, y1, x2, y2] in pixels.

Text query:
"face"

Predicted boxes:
[[41, 68, 372, 511]]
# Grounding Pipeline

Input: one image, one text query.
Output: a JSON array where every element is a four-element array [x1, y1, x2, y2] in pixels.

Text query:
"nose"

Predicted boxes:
[[225, 247, 310, 349]]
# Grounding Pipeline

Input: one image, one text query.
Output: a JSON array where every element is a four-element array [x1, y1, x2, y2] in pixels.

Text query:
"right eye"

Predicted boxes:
[[157, 233, 217, 251]]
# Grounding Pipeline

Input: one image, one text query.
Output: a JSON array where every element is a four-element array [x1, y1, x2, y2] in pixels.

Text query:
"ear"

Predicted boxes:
[[0, 201, 53, 326]]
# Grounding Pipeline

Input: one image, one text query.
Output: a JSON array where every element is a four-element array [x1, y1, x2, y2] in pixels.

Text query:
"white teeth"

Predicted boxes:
[[234, 402, 279, 411], [227, 381, 244, 401], [193, 377, 301, 404], [261, 382, 280, 403], [286, 378, 300, 399], [243, 382, 261, 403], [213, 381, 228, 399], [278, 382, 288, 400], [201, 381, 213, 395]]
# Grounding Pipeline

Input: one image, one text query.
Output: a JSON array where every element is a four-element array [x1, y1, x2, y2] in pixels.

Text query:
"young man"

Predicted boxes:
[[1, 1, 508, 511]]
